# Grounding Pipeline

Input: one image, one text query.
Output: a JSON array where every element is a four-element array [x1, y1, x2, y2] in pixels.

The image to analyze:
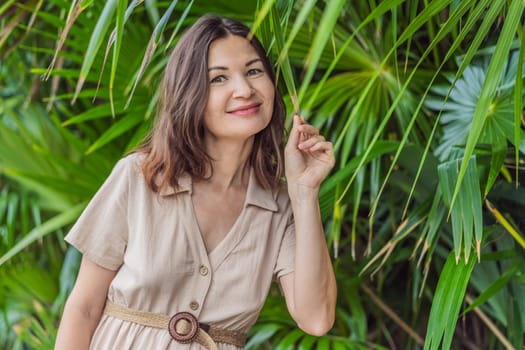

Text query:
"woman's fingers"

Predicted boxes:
[[285, 115, 302, 152], [288, 116, 333, 157], [295, 120, 333, 157], [298, 134, 325, 150], [295, 119, 321, 148], [309, 140, 333, 154], [296, 123, 319, 136]]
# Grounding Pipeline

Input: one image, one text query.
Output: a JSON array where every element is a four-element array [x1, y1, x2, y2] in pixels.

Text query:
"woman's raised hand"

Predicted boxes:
[[284, 115, 335, 195]]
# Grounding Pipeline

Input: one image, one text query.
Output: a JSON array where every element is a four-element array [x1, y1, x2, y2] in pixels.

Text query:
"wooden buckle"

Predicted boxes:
[[168, 312, 199, 343]]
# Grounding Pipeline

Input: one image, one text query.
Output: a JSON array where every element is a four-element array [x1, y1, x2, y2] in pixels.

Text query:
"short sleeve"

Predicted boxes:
[[273, 206, 296, 280], [65, 157, 131, 271]]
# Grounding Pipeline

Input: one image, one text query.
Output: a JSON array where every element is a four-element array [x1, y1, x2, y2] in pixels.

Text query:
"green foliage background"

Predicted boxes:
[[1, 0, 524, 349]]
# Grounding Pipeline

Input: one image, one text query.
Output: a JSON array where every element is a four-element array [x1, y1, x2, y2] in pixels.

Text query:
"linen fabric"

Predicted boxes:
[[65, 153, 296, 349]]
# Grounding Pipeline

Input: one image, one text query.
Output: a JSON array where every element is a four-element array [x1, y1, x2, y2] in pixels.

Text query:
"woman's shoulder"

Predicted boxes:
[[116, 151, 145, 170], [107, 152, 146, 183]]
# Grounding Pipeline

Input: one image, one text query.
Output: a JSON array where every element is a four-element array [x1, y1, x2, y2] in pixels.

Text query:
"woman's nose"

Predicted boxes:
[[232, 76, 254, 98]]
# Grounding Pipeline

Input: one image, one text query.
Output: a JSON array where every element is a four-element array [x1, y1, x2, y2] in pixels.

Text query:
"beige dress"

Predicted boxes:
[[65, 153, 296, 349]]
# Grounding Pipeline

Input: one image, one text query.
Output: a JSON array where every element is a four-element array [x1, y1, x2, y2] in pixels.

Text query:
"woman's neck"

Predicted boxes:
[[202, 137, 253, 191]]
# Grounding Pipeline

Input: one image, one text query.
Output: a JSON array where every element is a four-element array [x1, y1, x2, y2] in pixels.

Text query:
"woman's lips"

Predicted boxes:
[[227, 103, 261, 116]]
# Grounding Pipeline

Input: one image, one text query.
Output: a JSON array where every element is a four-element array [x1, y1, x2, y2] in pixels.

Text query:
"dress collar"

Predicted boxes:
[[158, 173, 192, 196], [159, 169, 278, 212], [244, 168, 278, 212]]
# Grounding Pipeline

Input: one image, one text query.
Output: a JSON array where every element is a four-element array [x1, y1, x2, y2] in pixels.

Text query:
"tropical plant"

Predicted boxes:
[[1, 0, 524, 349]]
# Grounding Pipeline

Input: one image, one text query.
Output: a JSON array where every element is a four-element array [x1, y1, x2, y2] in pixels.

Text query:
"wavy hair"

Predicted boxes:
[[136, 14, 285, 192]]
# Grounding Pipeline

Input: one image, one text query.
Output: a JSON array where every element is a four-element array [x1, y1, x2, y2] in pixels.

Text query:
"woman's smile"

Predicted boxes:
[[227, 102, 262, 116]]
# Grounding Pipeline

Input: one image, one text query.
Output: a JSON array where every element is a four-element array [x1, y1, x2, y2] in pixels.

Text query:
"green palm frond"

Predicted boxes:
[[424, 252, 476, 350], [427, 52, 525, 163]]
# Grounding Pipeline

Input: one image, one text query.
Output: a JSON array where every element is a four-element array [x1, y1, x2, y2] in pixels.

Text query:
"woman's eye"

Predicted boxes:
[[210, 75, 226, 84], [247, 68, 263, 76]]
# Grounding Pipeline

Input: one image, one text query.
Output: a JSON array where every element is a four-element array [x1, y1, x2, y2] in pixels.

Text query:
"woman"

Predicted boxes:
[[55, 14, 336, 350]]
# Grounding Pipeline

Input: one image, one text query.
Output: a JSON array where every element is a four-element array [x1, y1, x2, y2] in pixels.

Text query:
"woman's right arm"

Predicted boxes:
[[54, 256, 117, 350]]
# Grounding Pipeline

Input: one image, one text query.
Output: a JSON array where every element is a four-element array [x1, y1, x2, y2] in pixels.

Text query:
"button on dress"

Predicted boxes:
[[65, 153, 296, 349]]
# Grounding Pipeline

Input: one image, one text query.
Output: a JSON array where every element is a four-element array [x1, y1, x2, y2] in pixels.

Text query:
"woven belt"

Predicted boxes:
[[103, 300, 246, 349]]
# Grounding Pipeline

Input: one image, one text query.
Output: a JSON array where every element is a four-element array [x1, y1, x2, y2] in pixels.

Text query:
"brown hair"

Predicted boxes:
[[136, 14, 285, 192]]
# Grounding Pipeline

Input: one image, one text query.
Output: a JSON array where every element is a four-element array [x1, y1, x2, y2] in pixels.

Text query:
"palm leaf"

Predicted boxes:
[[335, 0, 455, 203], [0, 203, 85, 266], [450, 0, 524, 213], [297, 0, 346, 105], [463, 262, 520, 315], [73, 0, 117, 102], [424, 252, 476, 350], [513, 24, 525, 184]]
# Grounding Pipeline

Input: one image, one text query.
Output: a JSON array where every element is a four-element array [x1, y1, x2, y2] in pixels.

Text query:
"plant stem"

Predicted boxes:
[[361, 284, 424, 346]]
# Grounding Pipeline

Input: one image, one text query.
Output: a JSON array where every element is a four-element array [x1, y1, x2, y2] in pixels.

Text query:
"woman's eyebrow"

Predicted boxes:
[[246, 58, 262, 66], [208, 65, 227, 72], [208, 58, 262, 72]]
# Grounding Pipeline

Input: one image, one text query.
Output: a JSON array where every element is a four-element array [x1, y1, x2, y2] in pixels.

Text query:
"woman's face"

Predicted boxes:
[[202, 35, 275, 143]]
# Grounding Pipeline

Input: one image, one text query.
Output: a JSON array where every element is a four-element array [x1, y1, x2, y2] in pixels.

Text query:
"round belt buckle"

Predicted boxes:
[[168, 312, 199, 343]]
